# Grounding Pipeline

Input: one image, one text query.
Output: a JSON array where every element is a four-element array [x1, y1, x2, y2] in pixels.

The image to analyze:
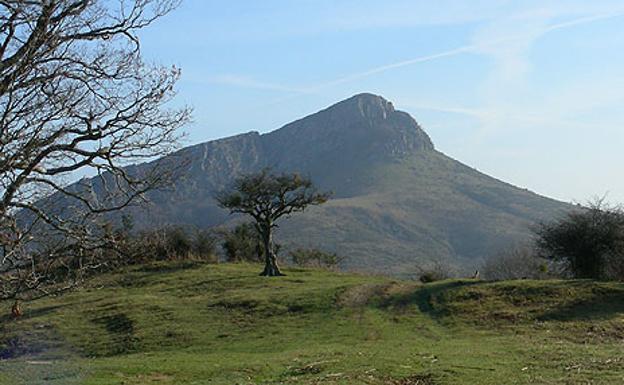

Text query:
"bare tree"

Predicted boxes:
[[481, 244, 551, 281], [216, 169, 330, 276], [0, 1, 190, 305]]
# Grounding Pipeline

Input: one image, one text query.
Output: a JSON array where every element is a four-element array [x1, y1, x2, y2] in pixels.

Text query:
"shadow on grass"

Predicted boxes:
[[485, 280, 624, 322], [174, 274, 267, 295], [538, 287, 624, 321], [115, 262, 207, 289], [378, 280, 482, 319], [135, 261, 202, 274], [91, 313, 138, 356]]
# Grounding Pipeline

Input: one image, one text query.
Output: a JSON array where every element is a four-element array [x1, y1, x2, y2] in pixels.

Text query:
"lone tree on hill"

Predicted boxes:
[[216, 169, 330, 276], [0, 0, 189, 306]]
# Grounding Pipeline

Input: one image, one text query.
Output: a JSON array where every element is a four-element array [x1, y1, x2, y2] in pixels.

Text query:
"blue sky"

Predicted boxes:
[[139, 0, 624, 204]]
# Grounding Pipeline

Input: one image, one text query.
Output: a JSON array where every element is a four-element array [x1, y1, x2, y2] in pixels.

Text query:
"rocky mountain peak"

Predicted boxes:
[[333, 93, 396, 121], [262, 93, 434, 168]]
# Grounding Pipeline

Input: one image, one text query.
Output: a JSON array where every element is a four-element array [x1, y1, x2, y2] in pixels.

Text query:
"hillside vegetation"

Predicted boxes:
[[1, 262, 623, 384]]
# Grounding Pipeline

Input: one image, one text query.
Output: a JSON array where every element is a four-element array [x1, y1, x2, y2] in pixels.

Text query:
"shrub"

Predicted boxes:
[[482, 245, 556, 281], [192, 229, 218, 259], [164, 227, 193, 259], [418, 270, 445, 283], [289, 248, 344, 269], [127, 226, 217, 263], [415, 261, 457, 283], [534, 199, 624, 280], [219, 223, 264, 263]]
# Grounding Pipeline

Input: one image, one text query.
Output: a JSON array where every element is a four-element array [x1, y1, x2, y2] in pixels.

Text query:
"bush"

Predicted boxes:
[[289, 248, 344, 269], [193, 229, 218, 259], [414, 261, 457, 283], [418, 270, 447, 283], [164, 227, 193, 259], [15, 224, 218, 298], [128, 226, 217, 263], [482, 245, 556, 281], [534, 199, 624, 280], [219, 223, 264, 263]]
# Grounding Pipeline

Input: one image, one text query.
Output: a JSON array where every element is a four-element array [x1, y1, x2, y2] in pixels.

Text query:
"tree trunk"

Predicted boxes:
[[259, 227, 284, 276]]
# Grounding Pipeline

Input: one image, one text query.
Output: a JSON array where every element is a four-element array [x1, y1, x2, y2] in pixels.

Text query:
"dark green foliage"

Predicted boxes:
[[416, 261, 456, 283], [221, 223, 263, 263], [164, 227, 193, 259], [215, 169, 330, 218], [418, 270, 447, 283], [192, 229, 218, 259], [535, 200, 624, 280], [289, 248, 343, 269], [165, 227, 217, 261]]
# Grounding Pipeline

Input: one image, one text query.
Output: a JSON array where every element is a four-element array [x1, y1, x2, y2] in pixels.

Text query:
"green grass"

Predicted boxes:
[[2, 262, 624, 384]]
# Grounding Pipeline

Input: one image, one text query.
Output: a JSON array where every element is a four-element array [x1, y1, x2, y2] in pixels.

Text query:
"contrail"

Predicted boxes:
[[305, 46, 476, 91], [204, 74, 311, 94], [544, 12, 624, 33], [405, 102, 597, 131], [302, 12, 624, 92], [259, 11, 624, 106]]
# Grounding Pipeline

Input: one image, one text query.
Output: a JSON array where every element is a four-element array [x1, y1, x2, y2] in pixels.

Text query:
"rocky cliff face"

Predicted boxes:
[[263, 93, 433, 168], [160, 93, 436, 199], [69, 93, 570, 275]]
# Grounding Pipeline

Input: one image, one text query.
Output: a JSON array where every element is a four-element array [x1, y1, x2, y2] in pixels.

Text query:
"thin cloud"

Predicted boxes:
[[471, 11, 624, 135], [308, 12, 624, 91], [402, 103, 490, 119], [403, 102, 597, 131], [544, 12, 624, 32], [205, 74, 310, 94], [305, 47, 475, 91], [241, 11, 624, 108]]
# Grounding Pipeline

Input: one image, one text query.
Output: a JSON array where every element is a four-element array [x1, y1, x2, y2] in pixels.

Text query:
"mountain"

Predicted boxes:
[[120, 93, 568, 274]]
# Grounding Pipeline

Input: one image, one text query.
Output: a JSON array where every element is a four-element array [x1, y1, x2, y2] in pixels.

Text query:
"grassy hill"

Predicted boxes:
[[1, 262, 624, 384]]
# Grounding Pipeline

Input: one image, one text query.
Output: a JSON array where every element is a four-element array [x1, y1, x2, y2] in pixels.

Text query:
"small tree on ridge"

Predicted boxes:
[[216, 169, 330, 276]]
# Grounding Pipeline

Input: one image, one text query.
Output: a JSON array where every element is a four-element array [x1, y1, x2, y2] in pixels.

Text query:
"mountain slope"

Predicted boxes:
[[119, 93, 567, 273]]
